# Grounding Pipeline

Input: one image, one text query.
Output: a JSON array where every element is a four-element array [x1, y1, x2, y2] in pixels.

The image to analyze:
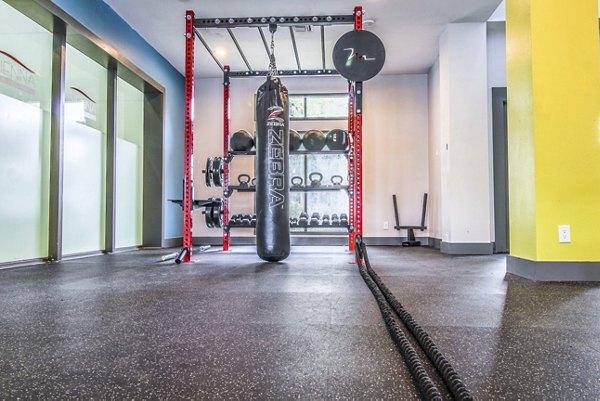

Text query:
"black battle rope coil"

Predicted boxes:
[[355, 236, 474, 401], [359, 239, 474, 401], [354, 238, 443, 401]]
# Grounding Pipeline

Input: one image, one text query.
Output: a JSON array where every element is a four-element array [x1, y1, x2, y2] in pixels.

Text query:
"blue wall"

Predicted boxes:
[[49, 0, 184, 239]]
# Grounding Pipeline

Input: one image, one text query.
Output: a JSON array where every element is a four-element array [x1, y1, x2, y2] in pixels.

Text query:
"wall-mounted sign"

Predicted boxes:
[[0, 50, 36, 96]]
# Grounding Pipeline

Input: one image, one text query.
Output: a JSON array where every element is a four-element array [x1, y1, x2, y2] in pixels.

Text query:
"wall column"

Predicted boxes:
[[506, 0, 600, 280], [437, 23, 493, 255]]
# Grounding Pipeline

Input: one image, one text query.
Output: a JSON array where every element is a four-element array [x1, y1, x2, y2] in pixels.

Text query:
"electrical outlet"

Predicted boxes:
[[383, 221, 389, 230], [558, 225, 571, 243]]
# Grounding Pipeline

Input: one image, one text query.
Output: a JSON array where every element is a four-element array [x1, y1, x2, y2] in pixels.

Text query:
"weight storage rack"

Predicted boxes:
[[180, 6, 366, 261]]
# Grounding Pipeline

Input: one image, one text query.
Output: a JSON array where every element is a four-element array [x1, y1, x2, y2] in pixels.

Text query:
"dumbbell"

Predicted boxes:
[[238, 174, 251, 188], [251, 214, 257, 226], [340, 213, 348, 226], [309, 172, 323, 187], [291, 176, 303, 188], [290, 217, 298, 227], [322, 214, 330, 226], [331, 214, 340, 226], [228, 214, 239, 226], [310, 212, 321, 226], [298, 212, 309, 227], [241, 214, 252, 226]]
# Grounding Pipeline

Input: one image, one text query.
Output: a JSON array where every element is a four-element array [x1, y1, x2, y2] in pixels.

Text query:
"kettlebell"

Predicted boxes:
[[309, 172, 323, 187], [322, 214, 331, 226], [238, 174, 251, 188], [251, 178, 256, 187], [291, 176, 304, 188], [331, 175, 343, 186]]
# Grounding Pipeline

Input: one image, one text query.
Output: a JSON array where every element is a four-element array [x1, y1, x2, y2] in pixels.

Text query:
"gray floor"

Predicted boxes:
[[1, 246, 599, 400]]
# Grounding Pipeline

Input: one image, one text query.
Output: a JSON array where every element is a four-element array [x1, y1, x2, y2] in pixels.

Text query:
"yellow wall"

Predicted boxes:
[[506, 0, 600, 262]]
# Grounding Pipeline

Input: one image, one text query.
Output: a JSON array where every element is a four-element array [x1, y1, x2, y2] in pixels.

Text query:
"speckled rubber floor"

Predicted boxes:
[[1, 246, 599, 399]]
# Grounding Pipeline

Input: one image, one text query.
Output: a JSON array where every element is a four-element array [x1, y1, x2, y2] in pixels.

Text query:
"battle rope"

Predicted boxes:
[[359, 240, 473, 401], [355, 237, 443, 401]]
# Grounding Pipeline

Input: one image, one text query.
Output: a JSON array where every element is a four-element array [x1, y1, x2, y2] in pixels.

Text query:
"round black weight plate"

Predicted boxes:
[[333, 30, 385, 82], [230, 129, 254, 151], [205, 157, 214, 187], [326, 129, 348, 151], [303, 130, 326, 151], [289, 129, 302, 151], [212, 205, 223, 228], [204, 207, 214, 228], [212, 157, 224, 187]]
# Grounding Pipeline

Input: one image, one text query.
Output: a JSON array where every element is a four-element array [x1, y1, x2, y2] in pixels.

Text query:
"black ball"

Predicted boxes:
[[289, 129, 302, 151], [303, 129, 326, 151], [326, 129, 348, 150], [230, 129, 254, 151]]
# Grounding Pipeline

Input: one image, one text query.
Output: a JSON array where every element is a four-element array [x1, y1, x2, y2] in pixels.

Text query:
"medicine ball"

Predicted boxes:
[[302, 129, 326, 151], [326, 129, 348, 151], [230, 129, 254, 151], [289, 129, 302, 151]]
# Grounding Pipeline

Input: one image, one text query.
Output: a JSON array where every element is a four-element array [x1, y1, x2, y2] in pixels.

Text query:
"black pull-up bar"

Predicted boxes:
[[193, 13, 354, 77], [195, 14, 354, 28]]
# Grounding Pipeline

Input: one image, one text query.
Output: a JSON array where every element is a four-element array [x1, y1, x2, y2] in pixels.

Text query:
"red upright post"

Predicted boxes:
[[181, 10, 195, 262], [222, 66, 231, 251], [348, 81, 356, 251], [352, 5, 364, 247]]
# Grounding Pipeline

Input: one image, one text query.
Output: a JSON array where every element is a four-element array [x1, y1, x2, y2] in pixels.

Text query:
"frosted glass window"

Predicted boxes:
[[62, 45, 107, 255], [115, 78, 143, 248], [0, 2, 52, 262]]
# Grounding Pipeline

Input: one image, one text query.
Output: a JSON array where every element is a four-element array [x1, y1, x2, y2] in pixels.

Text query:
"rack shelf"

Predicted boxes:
[[228, 185, 348, 193], [226, 223, 351, 230], [229, 150, 348, 156]]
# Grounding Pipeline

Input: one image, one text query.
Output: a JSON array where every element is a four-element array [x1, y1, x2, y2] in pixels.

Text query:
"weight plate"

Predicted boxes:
[[205, 157, 214, 187], [204, 207, 213, 228], [333, 30, 385, 82], [212, 157, 223, 187]]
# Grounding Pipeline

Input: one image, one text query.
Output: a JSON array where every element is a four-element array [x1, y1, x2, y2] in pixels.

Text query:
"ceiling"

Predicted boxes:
[[102, 0, 503, 78]]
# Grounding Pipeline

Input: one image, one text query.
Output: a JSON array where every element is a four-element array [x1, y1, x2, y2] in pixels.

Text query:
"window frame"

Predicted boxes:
[[289, 93, 349, 121]]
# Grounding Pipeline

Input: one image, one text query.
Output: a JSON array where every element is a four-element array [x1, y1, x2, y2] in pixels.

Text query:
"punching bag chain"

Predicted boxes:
[[268, 24, 278, 77]]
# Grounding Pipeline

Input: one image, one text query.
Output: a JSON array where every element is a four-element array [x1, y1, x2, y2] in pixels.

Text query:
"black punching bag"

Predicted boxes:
[[255, 77, 290, 262]]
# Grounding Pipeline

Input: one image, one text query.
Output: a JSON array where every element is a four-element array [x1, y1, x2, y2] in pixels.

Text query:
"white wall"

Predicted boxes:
[[486, 23, 507, 241], [428, 59, 442, 240], [429, 23, 493, 247], [192, 74, 430, 239]]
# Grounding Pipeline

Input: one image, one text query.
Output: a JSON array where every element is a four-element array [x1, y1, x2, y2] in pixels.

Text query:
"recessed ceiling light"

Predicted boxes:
[[214, 48, 226, 57]]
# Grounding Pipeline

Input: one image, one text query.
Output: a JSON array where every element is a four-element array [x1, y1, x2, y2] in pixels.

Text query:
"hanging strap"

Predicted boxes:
[[268, 24, 278, 77]]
